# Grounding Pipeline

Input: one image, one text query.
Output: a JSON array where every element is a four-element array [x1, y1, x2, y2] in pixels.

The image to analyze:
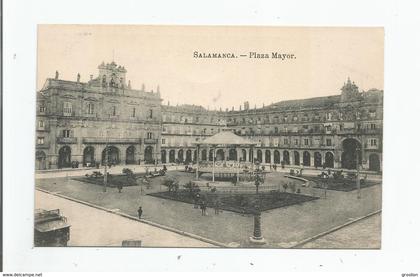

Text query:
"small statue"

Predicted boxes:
[[77, 73, 80, 82], [55, 70, 59, 79]]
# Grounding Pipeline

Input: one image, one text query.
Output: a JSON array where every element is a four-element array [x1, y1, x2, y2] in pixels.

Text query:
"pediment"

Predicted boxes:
[[61, 94, 77, 99], [107, 99, 120, 104], [84, 96, 99, 102]]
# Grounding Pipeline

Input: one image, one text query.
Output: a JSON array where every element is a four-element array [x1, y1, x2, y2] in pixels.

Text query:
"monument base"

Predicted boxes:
[[249, 236, 266, 245]]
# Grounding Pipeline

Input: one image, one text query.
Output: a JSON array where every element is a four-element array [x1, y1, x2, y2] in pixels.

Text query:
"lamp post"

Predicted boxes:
[[103, 136, 108, 192], [356, 144, 361, 199], [249, 204, 266, 245]]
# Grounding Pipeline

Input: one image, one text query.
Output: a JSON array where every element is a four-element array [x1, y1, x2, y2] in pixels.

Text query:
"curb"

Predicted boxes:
[[290, 210, 382, 248], [36, 188, 229, 248], [284, 175, 310, 183]]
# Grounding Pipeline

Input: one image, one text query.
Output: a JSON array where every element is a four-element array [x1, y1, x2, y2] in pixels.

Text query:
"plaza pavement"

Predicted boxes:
[[35, 171, 382, 248], [35, 163, 382, 181], [35, 190, 214, 247], [299, 212, 381, 249]]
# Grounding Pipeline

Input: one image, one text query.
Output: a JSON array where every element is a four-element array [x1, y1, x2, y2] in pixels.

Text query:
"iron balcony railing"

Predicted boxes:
[[82, 137, 141, 144], [56, 137, 77, 144], [144, 138, 158, 144]]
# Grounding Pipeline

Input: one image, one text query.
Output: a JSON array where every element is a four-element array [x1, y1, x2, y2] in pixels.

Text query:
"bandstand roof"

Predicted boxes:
[[195, 130, 256, 146]]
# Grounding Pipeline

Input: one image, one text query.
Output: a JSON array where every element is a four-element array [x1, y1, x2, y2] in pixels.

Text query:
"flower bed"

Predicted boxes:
[[148, 190, 318, 214], [303, 175, 381, 192]]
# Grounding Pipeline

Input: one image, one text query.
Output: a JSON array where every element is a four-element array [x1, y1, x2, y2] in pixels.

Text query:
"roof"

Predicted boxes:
[[35, 219, 71, 233], [195, 130, 256, 146]]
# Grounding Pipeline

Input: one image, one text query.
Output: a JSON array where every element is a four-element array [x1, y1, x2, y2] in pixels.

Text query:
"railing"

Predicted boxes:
[[144, 138, 158, 144], [56, 137, 77, 144], [36, 143, 50, 149], [203, 184, 285, 193], [82, 137, 141, 144]]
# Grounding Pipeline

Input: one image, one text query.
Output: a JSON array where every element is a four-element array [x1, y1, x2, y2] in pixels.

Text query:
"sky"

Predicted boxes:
[[37, 25, 384, 110]]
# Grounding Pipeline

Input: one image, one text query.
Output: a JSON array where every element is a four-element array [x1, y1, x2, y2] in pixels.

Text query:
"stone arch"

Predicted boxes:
[[216, 149, 225, 161], [303, 151, 311, 166], [161, 149, 167, 164], [274, 150, 280, 164], [102, 146, 120, 165], [369, 153, 380, 171], [325, 152, 334, 168], [126, 146, 136, 164], [341, 138, 362, 169], [144, 146, 154, 164], [256, 150, 263, 163], [83, 146, 95, 166], [241, 149, 247, 162], [169, 150, 176, 163], [58, 146, 72, 168], [36, 150, 47, 170], [283, 150, 290, 165], [177, 149, 184, 163], [314, 152, 322, 168], [294, 151, 300, 166], [201, 149, 207, 161], [229, 149, 237, 161], [186, 149, 192, 163], [265, 150, 271, 164]]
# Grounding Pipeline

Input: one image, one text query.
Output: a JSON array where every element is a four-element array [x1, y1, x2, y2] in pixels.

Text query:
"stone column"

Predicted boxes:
[[119, 146, 126, 165], [290, 151, 294, 166], [196, 145, 200, 180], [249, 208, 266, 245], [310, 152, 314, 168], [262, 150, 266, 164], [236, 146, 240, 184]]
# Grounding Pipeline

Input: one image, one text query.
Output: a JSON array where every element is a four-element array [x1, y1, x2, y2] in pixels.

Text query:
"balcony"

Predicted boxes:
[[56, 137, 78, 144], [82, 137, 141, 144], [144, 138, 158, 144], [36, 143, 50, 149]]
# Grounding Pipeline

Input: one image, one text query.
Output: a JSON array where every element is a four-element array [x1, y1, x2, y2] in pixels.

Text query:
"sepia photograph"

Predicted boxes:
[[34, 25, 383, 249]]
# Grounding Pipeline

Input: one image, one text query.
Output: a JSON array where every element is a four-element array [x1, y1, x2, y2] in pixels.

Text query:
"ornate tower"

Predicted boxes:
[[341, 77, 359, 102], [98, 61, 128, 89]]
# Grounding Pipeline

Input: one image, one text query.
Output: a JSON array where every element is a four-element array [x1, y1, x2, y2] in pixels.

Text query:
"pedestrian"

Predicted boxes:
[[203, 202, 207, 216], [117, 183, 123, 193], [137, 206, 143, 219], [214, 200, 220, 215], [200, 201, 206, 216], [199, 202, 204, 215]]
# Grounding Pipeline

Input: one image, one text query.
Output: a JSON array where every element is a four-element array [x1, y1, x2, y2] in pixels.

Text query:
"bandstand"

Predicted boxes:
[[193, 128, 257, 183]]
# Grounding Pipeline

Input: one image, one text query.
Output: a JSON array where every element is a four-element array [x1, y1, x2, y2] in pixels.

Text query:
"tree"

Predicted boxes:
[[122, 168, 136, 185], [254, 173, 263, 194], [183, 181, 200, 196], [161, 177, 179, 193], [289, 183, 296, 193]]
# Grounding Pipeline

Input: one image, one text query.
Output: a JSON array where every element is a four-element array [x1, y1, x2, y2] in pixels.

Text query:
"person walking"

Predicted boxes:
[[117, 183, 123, 193], [214, 200, 220, 215], [200, 201, 205, 216], [203, 201, 207, 216], [137, 206, 143, 219]]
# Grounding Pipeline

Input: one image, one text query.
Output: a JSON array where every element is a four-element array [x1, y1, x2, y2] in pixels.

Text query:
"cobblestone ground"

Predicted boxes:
[[36, 170, 382, 248], [35, 190, 213, 247], [299, 213, 381, 249]]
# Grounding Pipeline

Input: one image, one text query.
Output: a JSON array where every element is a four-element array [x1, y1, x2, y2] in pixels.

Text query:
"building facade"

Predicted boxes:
[[36, 63, 383, 172], [36, 62, 162, 169]]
